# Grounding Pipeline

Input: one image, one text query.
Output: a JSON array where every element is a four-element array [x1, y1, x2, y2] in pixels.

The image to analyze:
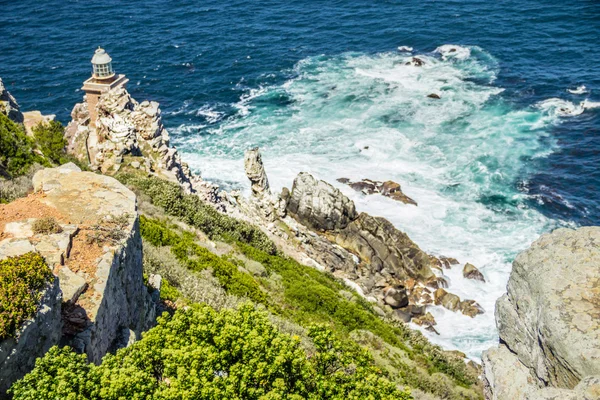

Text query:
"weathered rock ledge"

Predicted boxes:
[[0, 164, 155, 395], [482, 227, 600, 400]]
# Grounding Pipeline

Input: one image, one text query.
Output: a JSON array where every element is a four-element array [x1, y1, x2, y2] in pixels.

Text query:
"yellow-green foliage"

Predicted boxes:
[[0, 252, 53, 339], [32, 121, 68, 165], [140, 216, 267, 304], [11, 304, 412, 399], [31, 217, 62, 235], [117, 173, 276, 254], [159, 279, 180, 301]]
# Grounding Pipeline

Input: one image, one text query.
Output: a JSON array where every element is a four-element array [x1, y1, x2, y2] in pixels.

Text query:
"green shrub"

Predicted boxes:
[[0, 113, 46, 176], [159, 279, 180, 301], [32, 121, 68, 164], [11, 304, 412, 399], [0, 252, 54, 339], [31, 217, 62, 234], [117, 174, 276, 254]]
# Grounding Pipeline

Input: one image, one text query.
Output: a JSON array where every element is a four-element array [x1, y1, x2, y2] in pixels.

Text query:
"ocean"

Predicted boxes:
[[1, 0, 599, 359]]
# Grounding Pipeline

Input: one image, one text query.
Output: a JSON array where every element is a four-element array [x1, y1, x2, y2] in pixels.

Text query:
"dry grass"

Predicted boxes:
[[32, 217, 62, 234]]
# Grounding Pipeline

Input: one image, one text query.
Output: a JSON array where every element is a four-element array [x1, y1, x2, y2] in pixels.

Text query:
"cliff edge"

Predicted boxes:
[[482, 227, 600, 400]]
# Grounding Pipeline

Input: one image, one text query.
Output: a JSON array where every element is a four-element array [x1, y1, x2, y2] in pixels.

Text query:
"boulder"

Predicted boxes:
[[286, 172, 357, 231], [483, 227, 600, 398], [427, 93, 441, 99], [383, 286, 409, 309], [337, 178, 417, 206], [434, 288, 461, 311], [463, 263, 485, 282]]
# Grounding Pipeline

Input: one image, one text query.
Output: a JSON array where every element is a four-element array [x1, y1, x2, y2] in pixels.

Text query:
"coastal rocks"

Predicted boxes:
[[383, 286, 409, 308], [244, 147, 271, 198], [463, 263, 485, 282], [286, 172, 357, 231], [427, 93, 441, 99], [0, 77, 23, 123], [405, 57, 425, 67], [434, 288, 484, 317], [334, 213, 436, 281], [482, 227, 600, 399], [337, 178, 417, 206], [65, 86, 219, 203]]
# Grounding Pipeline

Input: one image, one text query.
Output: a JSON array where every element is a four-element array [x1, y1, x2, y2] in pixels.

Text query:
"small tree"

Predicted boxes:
[[32, 120, 67, 164]]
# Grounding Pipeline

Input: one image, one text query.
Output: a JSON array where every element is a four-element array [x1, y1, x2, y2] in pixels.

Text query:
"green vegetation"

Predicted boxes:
[[140, 216, 267, 304], [0, 113, 45, 177], [0, 252, 53, 339], [31, 217, 62, 235], [32, 120, 69, 165], [117, 173, 276, 254], [11, 304, 411, 399]]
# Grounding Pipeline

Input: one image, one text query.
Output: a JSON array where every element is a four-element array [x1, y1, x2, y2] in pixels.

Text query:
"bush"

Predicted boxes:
[[0, 113, 46, 176], [32, 121, 68, 164], [11, 304, 412, 399], [0, 252, 54, 339], [117, 174, 276, 254], [32, 217, 62, 234]]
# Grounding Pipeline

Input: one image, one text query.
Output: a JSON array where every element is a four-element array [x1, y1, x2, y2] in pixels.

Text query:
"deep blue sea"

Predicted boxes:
[[1, 0, 599, 358]]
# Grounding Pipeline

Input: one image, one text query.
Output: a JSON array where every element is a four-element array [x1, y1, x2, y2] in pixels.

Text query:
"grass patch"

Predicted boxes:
[[0, 252, 53, 339], [117, 173, 276, 254]]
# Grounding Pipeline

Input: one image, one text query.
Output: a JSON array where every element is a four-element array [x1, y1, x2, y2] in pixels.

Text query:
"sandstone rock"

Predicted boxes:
[[286, 172, 357, 231], [413, 312, 436, 327], [459, 299, 485, 317], [32, 165, 156, 363], [463, 263, 485, 282], [483, 227, 600, 399], [383, 286, 409, 309], [434, 288, 460, 311], [0, 77, 23, 123], [335, 213, 435, 281], [57, 266, 87, 304], [244, 147, 271, 198]]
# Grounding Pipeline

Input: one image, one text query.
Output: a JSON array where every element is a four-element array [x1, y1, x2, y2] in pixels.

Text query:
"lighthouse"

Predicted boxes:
[[81, 47, 128, 127]]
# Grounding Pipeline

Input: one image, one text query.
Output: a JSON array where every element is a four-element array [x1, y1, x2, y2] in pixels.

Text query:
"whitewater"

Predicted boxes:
[[177, 46, 574, 359]]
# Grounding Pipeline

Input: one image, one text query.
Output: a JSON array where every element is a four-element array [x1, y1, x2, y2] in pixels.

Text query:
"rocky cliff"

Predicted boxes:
[[482, 227, 600, 400], [0, 78, 23, 124], [0, 163, 155, 394]]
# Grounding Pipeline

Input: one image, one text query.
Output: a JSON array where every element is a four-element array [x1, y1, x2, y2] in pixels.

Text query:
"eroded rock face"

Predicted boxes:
[[31, 164, 156, 363], [0, 276, 61, 397], [0, 77, 23, 123], [65, 86, 219, 203], [286, 172, 357, 231], [483, 227, 600, 399], [244, 148, 271, 198], [335, 213, 435, 281]]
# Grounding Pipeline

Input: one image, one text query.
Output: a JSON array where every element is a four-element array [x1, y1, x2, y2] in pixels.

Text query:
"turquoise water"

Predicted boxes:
[[1, 0, 599, 359]]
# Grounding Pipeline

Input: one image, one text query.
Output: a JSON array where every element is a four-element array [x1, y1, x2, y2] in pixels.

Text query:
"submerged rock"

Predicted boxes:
[[482, 227, 600, 399], [337, 178, 417, 206], [463, 263, 485, 282]]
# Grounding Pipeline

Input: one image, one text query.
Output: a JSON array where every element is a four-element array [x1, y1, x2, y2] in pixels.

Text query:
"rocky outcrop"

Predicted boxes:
[[0, 276, 61, 397], [65, 86, 219, 203], [0, 78, 23, 123], [244, 148, 271, 198], [482, 227, 600, 399], [337, 178, 417, 206], [286, 172, 357, 231], [31, 164, 155, 363]]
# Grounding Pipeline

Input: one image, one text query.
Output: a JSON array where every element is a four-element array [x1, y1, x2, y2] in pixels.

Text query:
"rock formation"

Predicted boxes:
[[482, 227, 600, 399], [0, 77, 23, 123], [463, 263, 485, 282], [244, 147, 271, 198], [287, 172, 357, 231], [0, 164, 156, 393], [337, 178, 417, 206], [65, 86, 219, 203]]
